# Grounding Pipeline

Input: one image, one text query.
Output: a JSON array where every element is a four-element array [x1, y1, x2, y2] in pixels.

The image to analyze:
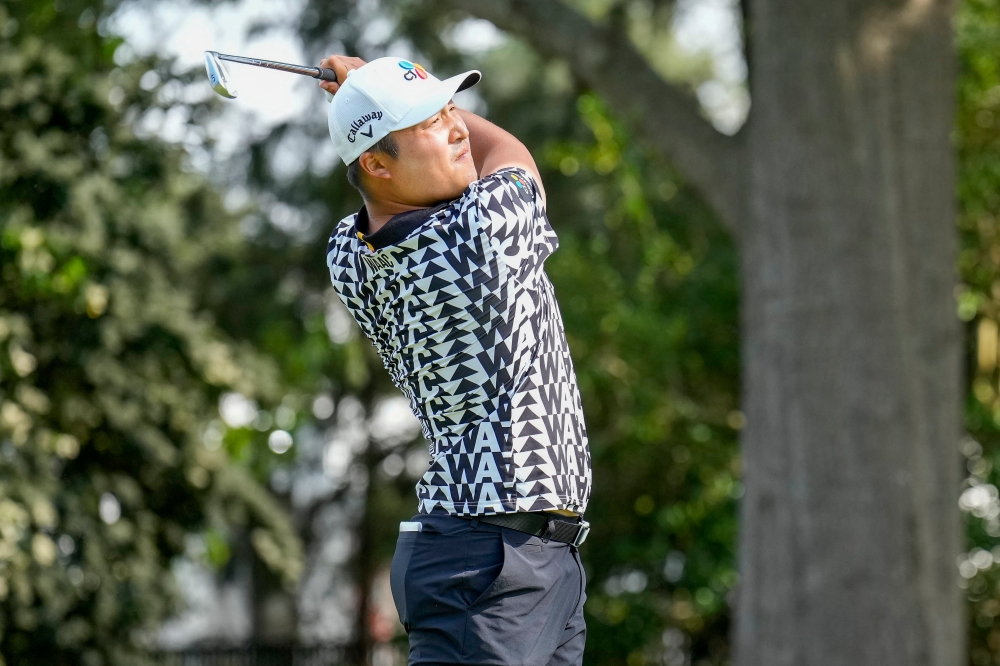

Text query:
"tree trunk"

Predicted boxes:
[[736, 1, 963, 665], [251, 539, 298, 648], [352, 440, 379, 666]]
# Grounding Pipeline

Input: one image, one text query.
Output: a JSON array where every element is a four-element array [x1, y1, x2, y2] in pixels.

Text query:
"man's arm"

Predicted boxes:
[[458, 109, 546, 203]]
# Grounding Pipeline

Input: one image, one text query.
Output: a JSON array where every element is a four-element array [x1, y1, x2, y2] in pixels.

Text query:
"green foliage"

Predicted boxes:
[[538, 88, 740, 666], [0, 3, 300, 664], [955, 1, 1000, 664]]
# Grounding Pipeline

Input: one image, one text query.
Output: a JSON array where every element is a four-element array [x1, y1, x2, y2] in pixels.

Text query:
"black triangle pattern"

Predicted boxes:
[[326, 168, 592, 516]]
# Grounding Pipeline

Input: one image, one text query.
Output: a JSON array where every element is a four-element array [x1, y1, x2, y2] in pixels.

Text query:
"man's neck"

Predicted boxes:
[[363, 199, 428, 235]]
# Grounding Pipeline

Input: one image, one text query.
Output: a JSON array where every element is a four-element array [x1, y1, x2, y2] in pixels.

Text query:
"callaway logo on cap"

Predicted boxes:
[[328, 57, 481, 165]]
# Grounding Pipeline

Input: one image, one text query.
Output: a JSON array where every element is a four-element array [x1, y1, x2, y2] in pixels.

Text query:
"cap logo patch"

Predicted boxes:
[[347, 111, 383, 143], [398, 60, 428, 81]]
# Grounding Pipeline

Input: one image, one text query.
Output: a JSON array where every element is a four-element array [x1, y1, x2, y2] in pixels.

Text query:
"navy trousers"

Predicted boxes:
[[389, 514, 587, 666]]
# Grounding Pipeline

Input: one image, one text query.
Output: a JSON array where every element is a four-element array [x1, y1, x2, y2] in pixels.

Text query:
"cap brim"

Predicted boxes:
[[391, 70, 481, 132], [454, 70, 481, 92]]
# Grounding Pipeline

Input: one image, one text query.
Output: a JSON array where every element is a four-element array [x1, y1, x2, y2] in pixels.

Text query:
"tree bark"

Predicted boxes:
[[352, 440, 379, 665], [448, 0, 964, 664], [737, 1, 962, 664]]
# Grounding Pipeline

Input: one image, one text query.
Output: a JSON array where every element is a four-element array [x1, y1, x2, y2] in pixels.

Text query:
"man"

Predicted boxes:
[[320, 54, 592, 666]]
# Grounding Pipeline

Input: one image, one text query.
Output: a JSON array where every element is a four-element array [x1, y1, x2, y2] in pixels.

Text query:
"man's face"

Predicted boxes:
[[377, 102, 478, 206]]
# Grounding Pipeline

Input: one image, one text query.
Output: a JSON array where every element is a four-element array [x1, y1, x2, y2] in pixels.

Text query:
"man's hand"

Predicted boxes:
[[318, 55, 367, 95]]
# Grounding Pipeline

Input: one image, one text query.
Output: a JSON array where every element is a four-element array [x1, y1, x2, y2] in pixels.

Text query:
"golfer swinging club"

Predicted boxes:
[[321, 54, 593, 665]]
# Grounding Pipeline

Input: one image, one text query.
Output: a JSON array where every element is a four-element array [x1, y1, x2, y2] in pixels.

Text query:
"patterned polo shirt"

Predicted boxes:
[[326, 167, 591, 516]]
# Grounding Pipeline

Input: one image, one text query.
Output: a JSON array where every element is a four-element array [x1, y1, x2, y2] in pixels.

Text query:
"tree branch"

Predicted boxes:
[[446, 0, 746, 232]]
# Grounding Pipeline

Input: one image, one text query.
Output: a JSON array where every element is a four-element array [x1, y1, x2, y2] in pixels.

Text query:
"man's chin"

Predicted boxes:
[[450, 171, 478, 197], [425, 170, 478, 205], [438, 185, 472, 204]]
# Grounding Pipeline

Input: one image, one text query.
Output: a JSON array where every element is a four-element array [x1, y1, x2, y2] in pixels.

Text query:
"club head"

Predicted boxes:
[[204, 51, 237, 99]]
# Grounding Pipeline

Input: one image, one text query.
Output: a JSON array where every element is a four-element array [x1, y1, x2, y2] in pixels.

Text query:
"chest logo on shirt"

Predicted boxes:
[[362, 252, 394, 273]]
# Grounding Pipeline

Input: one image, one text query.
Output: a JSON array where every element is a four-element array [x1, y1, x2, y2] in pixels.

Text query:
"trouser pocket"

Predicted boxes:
[[390, 528, 419, 632], [469, 530, 508, 608]]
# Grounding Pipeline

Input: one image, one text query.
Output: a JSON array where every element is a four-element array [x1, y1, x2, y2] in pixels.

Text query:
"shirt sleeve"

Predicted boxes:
[[467, 167, 557, 275]]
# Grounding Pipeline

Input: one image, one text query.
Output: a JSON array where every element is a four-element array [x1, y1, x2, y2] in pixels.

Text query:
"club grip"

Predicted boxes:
[[316, 67, 338, 83]]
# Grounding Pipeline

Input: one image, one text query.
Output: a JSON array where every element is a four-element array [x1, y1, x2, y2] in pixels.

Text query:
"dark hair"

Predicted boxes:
[[346, 133, 400, 199]]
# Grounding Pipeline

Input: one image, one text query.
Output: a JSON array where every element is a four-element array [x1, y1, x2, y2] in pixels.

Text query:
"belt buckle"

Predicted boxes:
[[571, 520, 590, 547]]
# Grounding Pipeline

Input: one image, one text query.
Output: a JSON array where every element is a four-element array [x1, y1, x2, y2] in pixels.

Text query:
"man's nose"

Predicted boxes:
[[450, 117, 469, 142]]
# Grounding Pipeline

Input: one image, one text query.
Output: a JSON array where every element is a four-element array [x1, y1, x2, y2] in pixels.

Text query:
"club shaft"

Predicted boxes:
[[211, 52, 326, 80]]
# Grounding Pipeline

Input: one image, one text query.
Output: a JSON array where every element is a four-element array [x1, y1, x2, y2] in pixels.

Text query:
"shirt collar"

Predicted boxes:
[[354, 202, 450, 251]]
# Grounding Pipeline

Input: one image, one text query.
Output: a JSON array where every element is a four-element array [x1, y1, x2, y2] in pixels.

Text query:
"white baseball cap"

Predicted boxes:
[[328, 57, 481, 165]]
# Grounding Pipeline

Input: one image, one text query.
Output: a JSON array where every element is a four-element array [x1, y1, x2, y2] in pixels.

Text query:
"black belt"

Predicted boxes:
[[471, 512, 590, 547]]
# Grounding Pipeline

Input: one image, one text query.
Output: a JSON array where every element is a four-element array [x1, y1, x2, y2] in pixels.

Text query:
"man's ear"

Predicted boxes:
[[359, 151, 392, 181]]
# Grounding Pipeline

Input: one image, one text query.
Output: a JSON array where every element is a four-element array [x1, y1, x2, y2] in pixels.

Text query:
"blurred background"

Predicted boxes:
[[2, 0, 1000, 664]]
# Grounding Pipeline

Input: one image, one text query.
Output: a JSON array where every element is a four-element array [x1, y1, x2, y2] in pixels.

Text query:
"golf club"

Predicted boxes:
[[204, 51, 338, 99]]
